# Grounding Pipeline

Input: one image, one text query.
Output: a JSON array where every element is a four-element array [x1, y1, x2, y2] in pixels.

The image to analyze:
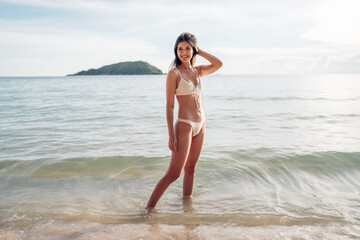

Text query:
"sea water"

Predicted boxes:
[[0, 74, 360, 239]]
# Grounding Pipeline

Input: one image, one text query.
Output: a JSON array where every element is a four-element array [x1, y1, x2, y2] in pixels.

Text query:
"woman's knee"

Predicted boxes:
[[165, 170, 182, 183], [184, 165, 196, 175]]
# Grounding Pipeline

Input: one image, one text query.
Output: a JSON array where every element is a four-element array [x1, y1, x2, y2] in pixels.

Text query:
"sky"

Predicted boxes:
[[0, 0, 359, 76]]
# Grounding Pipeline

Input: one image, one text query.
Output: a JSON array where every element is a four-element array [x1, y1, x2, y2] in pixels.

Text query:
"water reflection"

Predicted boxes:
[[182, 196, 195, 213]]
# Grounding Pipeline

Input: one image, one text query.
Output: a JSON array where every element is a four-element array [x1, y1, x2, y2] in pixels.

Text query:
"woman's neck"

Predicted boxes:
[[179, 63, 193, 70]]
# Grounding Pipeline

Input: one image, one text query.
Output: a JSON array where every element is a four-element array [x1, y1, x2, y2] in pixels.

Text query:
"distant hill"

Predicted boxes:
[[68, 61, 163, 76]]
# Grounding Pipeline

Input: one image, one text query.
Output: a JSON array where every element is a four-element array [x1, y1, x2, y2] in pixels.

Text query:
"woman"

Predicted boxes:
[[146, 32, 222, 210]]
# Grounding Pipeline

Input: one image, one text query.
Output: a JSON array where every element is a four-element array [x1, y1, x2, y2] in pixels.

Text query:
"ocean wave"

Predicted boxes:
[[1, 151, 359, 180], [1, 151, 360, 232], [0, 156, 168, 180], [218, 96, 360, 102]]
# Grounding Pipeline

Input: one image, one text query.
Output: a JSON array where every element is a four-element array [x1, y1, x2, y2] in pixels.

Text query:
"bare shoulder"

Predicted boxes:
[[167, 68, 180, 81], [167, 68, 181, 89]]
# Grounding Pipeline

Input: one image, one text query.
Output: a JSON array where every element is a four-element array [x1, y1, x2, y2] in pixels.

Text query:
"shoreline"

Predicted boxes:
[[1, 220, 358, 240]]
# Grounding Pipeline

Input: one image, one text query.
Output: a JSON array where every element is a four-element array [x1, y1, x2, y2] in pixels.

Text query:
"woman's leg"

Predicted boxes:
[[146, 122, 193, 210], [183, 123, 205, 197]]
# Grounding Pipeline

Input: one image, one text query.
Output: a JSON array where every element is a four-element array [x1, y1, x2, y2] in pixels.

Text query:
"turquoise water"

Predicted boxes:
[[1, 74, 360, 239]]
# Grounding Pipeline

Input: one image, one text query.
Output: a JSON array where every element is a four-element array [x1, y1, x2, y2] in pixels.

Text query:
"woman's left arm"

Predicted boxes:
[[196, 48, 223, 77]]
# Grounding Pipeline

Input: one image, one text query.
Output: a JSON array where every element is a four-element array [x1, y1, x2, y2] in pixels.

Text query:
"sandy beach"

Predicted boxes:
[[2, 220, 359, 240]]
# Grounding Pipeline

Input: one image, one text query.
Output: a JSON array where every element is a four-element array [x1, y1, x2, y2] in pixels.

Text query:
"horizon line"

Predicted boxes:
[[1, 72, 360, 78]]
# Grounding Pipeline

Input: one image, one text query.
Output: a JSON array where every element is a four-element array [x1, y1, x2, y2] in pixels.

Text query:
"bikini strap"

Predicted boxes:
[[175, 66, 200, 79], [174, 67, 182, 79]]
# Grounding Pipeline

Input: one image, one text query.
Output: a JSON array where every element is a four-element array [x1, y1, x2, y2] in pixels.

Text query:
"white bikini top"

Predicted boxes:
[[174, 67, 202, 96]]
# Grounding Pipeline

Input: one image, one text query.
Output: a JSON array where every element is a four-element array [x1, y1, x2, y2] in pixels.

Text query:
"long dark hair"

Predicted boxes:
[[170, 32, 198, 70]]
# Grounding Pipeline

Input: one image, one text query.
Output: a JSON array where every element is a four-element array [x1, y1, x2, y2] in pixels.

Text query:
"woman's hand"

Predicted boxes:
[[195, 47, 201, 55], [168, 135, 178, 153]]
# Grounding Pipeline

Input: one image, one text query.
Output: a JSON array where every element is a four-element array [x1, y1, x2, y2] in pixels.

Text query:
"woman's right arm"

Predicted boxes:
[[166, 69, 178, 153]]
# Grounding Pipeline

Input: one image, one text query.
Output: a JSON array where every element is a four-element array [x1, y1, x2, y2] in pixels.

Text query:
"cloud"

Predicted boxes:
[[211, 46, 337, 56], [0, 29, 158, 75], [0, 0, 227, 22], [208, 0, 360, 74], [301, 0, 360, 46], [211, 45, 360, 74], [1, 0, 360, 75], [0, 0, 123, 13]]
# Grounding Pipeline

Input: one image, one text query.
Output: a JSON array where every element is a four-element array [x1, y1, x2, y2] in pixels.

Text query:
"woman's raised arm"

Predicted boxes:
[[196, 48, 223, 77]]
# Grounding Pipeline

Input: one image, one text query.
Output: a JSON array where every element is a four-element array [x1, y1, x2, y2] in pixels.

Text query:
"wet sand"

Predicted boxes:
[[1, 220, 359, 240]]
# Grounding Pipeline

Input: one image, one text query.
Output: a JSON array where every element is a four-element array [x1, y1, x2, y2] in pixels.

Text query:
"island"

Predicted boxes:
[[68, 61, 164, 76]]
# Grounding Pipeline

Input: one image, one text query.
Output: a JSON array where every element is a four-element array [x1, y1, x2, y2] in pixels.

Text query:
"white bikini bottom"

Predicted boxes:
[[177, 118, 205, 137]]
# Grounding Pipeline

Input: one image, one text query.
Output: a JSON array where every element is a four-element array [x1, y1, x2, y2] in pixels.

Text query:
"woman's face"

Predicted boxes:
[[177, 41, 193, 63]]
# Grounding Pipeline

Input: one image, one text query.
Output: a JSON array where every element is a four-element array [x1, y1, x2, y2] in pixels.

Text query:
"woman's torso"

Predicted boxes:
[[175, 67, 204, 122]]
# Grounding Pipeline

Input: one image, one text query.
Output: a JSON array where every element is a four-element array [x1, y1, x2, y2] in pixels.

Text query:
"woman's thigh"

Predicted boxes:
[[166, 122, 193, 174], [185, 123, 205, 169]]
